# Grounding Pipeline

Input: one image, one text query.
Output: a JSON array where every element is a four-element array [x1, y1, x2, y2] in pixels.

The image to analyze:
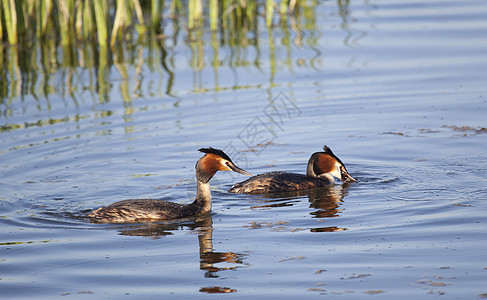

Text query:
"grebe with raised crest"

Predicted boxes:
[[89, 147, 251, 223]]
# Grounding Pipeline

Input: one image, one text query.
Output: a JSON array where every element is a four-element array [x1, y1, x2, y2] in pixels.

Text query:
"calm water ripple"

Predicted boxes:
[[1, 0, 487, 298]]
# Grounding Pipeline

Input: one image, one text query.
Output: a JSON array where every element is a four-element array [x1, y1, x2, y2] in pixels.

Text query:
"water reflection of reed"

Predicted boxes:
[[0, 1, 327, 120]]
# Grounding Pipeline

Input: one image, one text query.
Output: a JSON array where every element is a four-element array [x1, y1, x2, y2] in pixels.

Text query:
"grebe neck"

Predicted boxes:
[[306, 157, 318, 178], [193, 179, 212, 214], [306, 155, 336, 184]]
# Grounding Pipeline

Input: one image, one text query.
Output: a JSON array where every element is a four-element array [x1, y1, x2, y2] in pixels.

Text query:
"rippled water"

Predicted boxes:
[[1, 0, 487, 299]]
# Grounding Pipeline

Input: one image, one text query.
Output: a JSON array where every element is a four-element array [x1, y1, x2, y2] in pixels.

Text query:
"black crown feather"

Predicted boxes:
[[322, 145, 346, 168], [198, 147, 233, 162]]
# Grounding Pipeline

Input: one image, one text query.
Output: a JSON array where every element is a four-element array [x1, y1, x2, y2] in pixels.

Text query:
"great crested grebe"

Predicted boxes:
[[88, 147, 251, 223], [228, 145, 355, 194]]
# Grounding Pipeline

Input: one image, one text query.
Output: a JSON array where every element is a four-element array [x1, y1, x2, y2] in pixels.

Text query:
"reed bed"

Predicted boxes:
[[0, 0, 319, 109], [0, 0, 303, 46]]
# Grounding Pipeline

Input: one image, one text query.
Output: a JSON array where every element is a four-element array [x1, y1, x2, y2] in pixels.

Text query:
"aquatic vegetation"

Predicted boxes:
[[0, 0, 307, 46], [0, 0, 321, 105]]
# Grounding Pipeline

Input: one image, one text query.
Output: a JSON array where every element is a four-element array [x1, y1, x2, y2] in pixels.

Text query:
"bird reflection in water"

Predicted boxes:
[[248, 183, 351, 232], [308, 185, 349, 232], [116, 214, 246, 293]]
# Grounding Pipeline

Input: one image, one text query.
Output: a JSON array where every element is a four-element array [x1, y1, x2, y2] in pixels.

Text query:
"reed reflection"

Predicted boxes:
[[337, 0, 367, 49], [117, 214, 248, 282]]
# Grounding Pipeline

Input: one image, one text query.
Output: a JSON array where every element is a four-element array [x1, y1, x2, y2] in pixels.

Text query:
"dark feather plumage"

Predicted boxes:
[[198, 147, 233, 162], [228, 172, 332, 194]]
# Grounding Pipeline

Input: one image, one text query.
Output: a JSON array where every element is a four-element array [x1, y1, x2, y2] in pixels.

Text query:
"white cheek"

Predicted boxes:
[[330, 164, 342, 179]]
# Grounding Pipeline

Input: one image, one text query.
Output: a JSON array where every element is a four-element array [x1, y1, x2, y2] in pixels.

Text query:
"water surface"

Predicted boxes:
[[1, 0, 487, 298]]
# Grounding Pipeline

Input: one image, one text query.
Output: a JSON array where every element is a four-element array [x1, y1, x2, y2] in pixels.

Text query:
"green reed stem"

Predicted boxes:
[[188, 0, 193, 29], [75, 0, 83, 39], [151, 0, 162, 32], [133, 0, 145, 33], [188, 0, 202, 30], [39, 0, 53, 38], [81, 0, 93, 40], [209, 0, 218, 31], [35, 0, 42, 38], [0, 5, 3, 40], [266, 0, 274, 27], [93, 0, 108, 46], [2, 0, 18, 44], [1, 0, 306, 47], [58, 0, 76, 46], [111, 0, 127, 46], [246, 1, 257, 31], [280, 0, 288, 23]]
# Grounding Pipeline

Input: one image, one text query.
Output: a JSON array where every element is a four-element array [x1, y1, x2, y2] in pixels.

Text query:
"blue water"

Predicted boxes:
[[1, 0, 487, 298]]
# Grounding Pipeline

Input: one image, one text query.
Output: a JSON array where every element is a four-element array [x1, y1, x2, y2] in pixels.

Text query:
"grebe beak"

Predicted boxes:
[[340, 167, 356, 182], [227, 162, 252, 176]]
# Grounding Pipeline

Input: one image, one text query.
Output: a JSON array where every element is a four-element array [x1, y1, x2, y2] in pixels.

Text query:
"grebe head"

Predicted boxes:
[[308, 145, 356, 183], [196, 147, 252, 183]]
